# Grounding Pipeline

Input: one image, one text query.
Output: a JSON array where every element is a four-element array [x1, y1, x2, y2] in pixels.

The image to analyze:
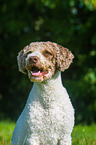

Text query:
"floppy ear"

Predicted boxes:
[[17, 48, 27, 74], [55, 44, 74, 72]]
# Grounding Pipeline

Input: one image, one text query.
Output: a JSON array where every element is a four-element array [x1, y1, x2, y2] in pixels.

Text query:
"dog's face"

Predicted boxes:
[[17, 41, 74, 82]]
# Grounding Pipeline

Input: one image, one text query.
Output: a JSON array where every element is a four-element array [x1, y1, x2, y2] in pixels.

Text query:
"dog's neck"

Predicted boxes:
[[29, 71, 63, 108], [33, 71, 62, 93], [27, 71, 64, 109]]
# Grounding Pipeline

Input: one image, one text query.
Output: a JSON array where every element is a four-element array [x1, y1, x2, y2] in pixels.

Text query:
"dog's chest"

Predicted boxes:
[[23, 80, 73, 138], [25, 100, 66, 135]]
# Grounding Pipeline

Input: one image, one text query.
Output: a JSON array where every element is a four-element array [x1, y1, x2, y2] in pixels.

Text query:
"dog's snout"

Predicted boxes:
[[29, 56, 39, 64]]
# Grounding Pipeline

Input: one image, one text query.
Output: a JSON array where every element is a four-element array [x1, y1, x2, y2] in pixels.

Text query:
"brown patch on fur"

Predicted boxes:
[[17, 49, 27, 74], [53, 43, 74, 71], [40, 41, 74, 72]]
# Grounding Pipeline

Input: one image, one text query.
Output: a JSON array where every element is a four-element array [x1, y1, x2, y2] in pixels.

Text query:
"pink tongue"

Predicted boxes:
[[31, 71, 42, 76]]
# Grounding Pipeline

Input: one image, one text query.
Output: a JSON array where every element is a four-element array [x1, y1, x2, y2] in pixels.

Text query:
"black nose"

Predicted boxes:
[[29, 56, 38, 63]]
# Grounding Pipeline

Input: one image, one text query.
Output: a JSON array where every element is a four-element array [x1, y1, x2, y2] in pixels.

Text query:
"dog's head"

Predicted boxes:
[[17, 41, 74, 82]]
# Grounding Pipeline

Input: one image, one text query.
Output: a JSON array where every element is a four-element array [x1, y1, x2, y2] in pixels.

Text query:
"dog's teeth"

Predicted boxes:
[[31, 71, 42, 76]]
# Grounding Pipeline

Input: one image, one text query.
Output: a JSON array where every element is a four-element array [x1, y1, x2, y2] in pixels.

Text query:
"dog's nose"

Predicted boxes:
[[29, 56, 38, 64]]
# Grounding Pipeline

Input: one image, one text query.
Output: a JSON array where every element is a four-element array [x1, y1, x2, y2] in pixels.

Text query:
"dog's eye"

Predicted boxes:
[[24, 51, 33, 58], [43, 50, 52, 57], [26, 51, 32, 55], [25, 51, 33, 57]]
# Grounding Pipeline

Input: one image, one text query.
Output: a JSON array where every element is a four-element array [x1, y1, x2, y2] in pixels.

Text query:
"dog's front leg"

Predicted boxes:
[[11, 112, 26, 145], [24, 134, 40, 145], [59, 134, 71, 145]]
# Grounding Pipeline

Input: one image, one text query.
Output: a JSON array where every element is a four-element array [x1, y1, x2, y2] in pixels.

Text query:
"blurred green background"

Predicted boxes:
[[0, 0, 96, 124]]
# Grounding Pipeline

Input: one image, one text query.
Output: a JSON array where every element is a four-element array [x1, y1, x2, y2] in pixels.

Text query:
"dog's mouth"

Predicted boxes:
[[30, 66, 48, 77], [26, 62, 53, 82]]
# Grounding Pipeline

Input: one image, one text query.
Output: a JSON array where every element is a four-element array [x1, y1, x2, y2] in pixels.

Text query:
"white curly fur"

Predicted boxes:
[[11, 41, 74, 145]]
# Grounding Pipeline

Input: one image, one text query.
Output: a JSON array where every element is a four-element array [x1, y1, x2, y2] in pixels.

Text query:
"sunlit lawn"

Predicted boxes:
[[72, 124, 96, 145], [0, 121, 15, 145], [0, 121, 96, 145]]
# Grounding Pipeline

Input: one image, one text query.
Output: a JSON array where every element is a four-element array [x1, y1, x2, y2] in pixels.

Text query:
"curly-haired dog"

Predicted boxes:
[[11, 41, 74, 145]]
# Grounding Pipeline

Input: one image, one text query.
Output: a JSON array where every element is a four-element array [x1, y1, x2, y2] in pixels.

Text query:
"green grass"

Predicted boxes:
[[72, 124, 96, 145], [0, 121, 96, 145], [0, 121, 15, 145]]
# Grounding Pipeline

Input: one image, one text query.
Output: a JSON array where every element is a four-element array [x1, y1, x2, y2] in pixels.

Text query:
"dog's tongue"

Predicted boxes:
[[31, 67, 42, 77], [31, 71, 42, 76], [31, 67, 48, 77]]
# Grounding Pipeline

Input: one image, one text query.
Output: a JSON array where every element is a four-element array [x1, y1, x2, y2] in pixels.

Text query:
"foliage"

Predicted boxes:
[[0, 121, 96, 145], [0, 0, 96, 123], [81, 0, 96, 10]]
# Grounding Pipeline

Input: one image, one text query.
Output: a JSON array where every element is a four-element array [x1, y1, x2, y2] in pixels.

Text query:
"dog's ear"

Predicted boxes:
[[55, 43, 74, 72], [17, 48, 27, 74]]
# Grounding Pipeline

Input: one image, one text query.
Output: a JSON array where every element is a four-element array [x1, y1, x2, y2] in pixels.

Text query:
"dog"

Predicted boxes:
[[11, 41, 74, 145]]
